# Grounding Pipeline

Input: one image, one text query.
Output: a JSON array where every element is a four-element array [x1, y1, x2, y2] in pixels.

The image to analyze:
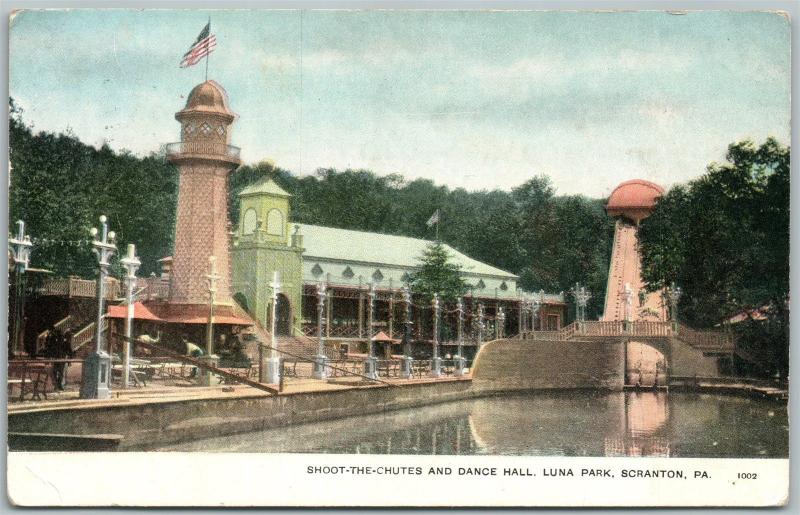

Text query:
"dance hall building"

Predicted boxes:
[[229, 177, 567, 359]]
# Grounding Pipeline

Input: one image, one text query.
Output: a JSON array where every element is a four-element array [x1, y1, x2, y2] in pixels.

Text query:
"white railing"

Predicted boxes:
[[520, 320, 733, 350]]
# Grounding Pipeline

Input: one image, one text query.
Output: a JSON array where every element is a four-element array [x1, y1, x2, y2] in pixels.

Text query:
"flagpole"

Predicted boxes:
[[205, 16, 211, 81]]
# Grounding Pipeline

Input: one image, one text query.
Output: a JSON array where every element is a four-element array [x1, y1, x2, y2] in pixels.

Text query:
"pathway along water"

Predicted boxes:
[[153, 391, 787, 457]]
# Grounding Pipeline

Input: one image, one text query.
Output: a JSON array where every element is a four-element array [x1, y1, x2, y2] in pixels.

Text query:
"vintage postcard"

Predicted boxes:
[[5, 8, 791, 507]]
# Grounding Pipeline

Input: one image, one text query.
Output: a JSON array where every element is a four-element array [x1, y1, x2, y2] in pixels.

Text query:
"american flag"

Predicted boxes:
[[180, 22, 216, 68]]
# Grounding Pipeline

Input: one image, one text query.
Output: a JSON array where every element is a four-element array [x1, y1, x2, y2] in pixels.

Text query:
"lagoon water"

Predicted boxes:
[[154, 391, 788, 458]]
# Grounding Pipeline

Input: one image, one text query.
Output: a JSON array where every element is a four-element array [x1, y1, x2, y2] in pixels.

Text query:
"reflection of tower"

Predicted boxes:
[[604, 392, 671, 457], [166, 81, 241, 315]]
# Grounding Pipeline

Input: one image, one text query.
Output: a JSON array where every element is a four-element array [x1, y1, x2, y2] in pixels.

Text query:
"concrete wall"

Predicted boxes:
[[471, 338, 625, 392], [669, 338, 724, 378], [8, 380, 476, 450]]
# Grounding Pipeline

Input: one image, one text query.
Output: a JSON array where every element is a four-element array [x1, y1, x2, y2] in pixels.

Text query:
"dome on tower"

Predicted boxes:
[[176, 80, 235, 121], [606, 179, 664, 223]]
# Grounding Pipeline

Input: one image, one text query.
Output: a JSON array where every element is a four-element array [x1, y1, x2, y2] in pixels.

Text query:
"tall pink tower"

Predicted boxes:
[[165, 81, 241, 319]]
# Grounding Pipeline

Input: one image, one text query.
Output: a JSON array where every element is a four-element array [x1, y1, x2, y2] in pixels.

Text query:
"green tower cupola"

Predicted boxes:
[[238, 178, 292, 243]]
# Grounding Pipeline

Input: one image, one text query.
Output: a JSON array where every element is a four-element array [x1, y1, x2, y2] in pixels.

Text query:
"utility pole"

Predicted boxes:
[[80, 215, 116, 399], [120, 244, 141, 389]]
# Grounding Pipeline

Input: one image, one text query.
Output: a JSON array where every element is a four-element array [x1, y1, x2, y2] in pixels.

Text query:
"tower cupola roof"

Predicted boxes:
[[176, 80, 235, 122], [605, 179, 664, 223]]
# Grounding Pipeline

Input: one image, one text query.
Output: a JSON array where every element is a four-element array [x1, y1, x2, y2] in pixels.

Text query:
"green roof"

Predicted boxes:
[[296, 224, 517, 279], [239, 178, 291, 198]]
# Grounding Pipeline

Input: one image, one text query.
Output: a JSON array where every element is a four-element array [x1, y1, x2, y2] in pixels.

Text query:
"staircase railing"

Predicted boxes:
[[72, 317, 109, 352]]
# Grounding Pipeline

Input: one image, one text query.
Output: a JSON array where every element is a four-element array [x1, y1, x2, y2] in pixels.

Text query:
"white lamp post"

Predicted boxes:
[[8, 220, 33, 358], [363, 282, 378, 379], [667, 282, 682, 330], [80, 215, 116, 399], [400, 286, 414, 379], [454, 297, 466, 376], [200, 255, 220, 386], [120, 244, 140, 389], [571, 282, 592, 332], [265, 271, 281, 384], [476, 302, 485, 349], [313, 281, 328, 379], [497, 306, 506, 339], [431, 293, 442, 377], [623, 282, 633, 330]]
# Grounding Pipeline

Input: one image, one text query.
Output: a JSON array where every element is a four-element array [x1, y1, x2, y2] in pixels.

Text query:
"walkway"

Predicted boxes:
[[7, 374, 472, 414]]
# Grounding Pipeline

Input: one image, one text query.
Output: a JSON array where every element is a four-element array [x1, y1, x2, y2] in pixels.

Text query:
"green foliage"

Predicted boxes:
[[638, 138, 789, 378], [9, 98, 177, 278], [407, 241, 469, 303]]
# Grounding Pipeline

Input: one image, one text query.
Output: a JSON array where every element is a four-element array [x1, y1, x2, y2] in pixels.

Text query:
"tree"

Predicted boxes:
[[9, 97, 177, 278], [407, 242, 469, 303], [638, 138, 789, 378]]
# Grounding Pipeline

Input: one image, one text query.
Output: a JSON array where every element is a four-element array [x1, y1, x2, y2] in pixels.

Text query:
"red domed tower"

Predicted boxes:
[[165, 81, 241, 319], [602, 179, 666, 324], [605, 179, 664, 225]]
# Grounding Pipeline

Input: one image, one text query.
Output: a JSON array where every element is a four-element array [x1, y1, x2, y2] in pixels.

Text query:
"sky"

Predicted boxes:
[[9, 9, 791, 198]]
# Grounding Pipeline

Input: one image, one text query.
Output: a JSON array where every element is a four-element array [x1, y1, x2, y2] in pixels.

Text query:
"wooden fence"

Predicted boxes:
[[38, 277, 121, 299]]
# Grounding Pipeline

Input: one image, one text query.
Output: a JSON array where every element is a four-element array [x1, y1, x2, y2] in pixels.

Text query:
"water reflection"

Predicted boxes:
[[153, 391, 787, 458]]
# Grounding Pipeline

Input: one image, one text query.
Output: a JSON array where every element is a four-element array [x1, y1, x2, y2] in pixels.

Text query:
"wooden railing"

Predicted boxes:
[[38, 277, 121, 299], [137, 277, 171, 301], [71, 317, 109, 352]]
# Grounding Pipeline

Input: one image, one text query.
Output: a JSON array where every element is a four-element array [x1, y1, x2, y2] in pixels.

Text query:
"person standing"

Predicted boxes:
[[53, 328, 74, 390]]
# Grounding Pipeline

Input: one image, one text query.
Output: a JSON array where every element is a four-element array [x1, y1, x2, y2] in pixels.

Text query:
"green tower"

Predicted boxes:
[[231, 178, 304, 335]]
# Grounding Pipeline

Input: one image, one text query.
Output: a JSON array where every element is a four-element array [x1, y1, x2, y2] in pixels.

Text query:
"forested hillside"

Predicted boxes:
[[10, 98, 614, 318]]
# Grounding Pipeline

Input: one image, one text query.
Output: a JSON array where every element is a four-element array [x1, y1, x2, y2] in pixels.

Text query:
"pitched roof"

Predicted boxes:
[[239, 178, 291, 198], [106, 302, 164, 321], [295, 223, 517, 279]]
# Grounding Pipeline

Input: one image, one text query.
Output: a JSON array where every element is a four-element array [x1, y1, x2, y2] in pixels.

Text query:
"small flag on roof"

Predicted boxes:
[[426, 209, 440, 227], [180, 21, 216, 68]]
